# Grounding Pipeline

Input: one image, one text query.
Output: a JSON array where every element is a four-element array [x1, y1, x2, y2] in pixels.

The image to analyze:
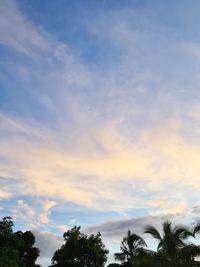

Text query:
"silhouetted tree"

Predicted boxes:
[[144, 220, 200, 267], [114, 230, 147, 267], [0, 217, 40, 267], [50, 226, 108, 267]]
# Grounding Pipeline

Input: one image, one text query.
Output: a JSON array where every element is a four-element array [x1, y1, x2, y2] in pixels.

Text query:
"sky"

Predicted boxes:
[[1, 0, 200, 265]]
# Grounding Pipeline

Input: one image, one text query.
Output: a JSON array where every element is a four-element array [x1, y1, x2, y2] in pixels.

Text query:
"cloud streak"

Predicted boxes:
[[1, 113, 200, 215], [1, 2, 200, 265]]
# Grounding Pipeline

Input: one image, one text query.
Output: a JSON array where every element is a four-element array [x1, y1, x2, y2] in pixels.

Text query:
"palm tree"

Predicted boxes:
[[144, 220, 199, 267], [187, 222, 200, 267], [114, 230, 147, 266], [180, 244, 200, 267], [194, 222, 200, 237]]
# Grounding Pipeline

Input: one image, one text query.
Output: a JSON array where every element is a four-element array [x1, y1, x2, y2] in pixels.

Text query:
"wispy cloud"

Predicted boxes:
[[1, 2, 200, 265], [1, 112, 200, 215], [0, 0, 49, 55]]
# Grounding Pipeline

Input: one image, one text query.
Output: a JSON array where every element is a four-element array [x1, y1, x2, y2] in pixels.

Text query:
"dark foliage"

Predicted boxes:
[[144, 220, 200, 267], [0, 217, 40, 267], [114, 230, 147, 266], [50, 226, 108, 267]]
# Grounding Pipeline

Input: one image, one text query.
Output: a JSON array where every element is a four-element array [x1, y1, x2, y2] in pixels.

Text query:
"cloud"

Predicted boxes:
[[29, 205, 200, 266], [33, 214, 174, 266], [86, 205, 200, 240], [84, 206, 200, 263], [86, 214, 171, 239], [1, 0, 200, 236], [8, 198, 58, 230], [2, 0, 200, 266], [39, 200, 57, 224], [0, 0, 49, 55], [0, 190, 12, 199], [1, 112, 200, 216], [33, 230, 62, 265], [42, 200, 57, 213]]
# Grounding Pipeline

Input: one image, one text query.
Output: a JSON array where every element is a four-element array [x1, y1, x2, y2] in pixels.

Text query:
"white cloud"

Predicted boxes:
[[0, 0, 49, 55], [42, 200, 56, 212], [1, 0, 200, 234], [34, 230, 62, 261], [1, 113, 200, 216], [0, 190, 12, 199]]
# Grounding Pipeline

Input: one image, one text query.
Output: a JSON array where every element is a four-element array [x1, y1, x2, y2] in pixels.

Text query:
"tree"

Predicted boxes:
[[144, 220, 200, 267], [114, 230, 147, 267], [50, 226, 108, 267], [0, 217, 20, 267], [0, 217, 40, 267], [15, 231, 40, 267]]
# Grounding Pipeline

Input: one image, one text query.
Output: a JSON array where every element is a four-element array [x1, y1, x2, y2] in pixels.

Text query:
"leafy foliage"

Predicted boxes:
[[114, 230, 147, 266], [0, 217, 40, 267], [50, 226, 108, 267], [144, 220, 200, 267]]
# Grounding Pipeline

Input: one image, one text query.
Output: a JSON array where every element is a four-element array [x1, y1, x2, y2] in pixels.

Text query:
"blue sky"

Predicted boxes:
[[1, 0, 200, 265]]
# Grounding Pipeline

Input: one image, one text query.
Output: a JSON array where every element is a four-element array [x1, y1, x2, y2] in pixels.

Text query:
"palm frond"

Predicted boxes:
[[194, 224, 200, 236], [174, 226, 193, 239], [144, 226, 162, 241], [115, 230, 147, 264], [114, 252, 126, 262]]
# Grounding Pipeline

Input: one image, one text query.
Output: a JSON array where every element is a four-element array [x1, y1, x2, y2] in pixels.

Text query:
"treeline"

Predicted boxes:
[[1, 217, 200, 267]]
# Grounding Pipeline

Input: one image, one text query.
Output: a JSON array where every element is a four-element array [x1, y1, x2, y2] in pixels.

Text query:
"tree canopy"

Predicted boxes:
[[0, 217, 40, 267], [114, 230, 147, 266], [144, 221, 200, 267], [50, 226, 109, 267]]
